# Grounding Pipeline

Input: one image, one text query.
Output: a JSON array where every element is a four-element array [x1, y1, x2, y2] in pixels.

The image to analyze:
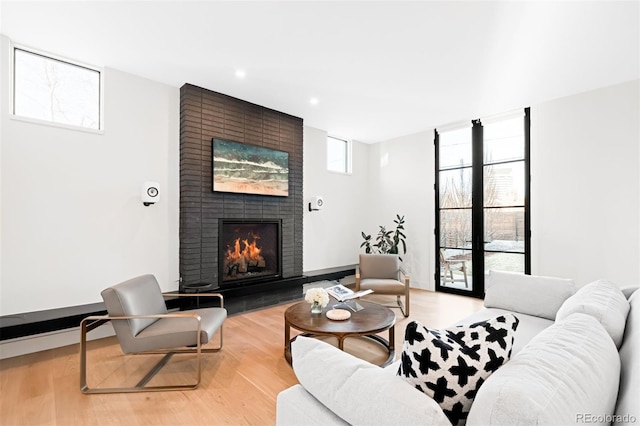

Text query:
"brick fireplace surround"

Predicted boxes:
[[179, 84, 304, 292]]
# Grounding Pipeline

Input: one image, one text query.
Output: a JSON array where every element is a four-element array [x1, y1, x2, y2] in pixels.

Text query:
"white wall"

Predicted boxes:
[[0, 35, 180, 316], [367, 131, 435, 290], [531, 80, 640, 287], [302, 126, 371, 272]]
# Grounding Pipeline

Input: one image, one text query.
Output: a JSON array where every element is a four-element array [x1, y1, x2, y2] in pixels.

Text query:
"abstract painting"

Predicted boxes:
[[212, 138, 289, 196]]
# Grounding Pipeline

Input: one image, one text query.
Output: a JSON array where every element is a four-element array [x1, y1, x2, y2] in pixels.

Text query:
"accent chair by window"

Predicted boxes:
[[355, 254, 410, 317]]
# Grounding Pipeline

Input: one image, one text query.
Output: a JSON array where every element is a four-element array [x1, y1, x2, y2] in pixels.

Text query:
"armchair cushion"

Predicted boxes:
[[133, 307, 227, 353], [101, 274, 168, 335], [359, 254, 400, 279], [359, 278, 406, 294]]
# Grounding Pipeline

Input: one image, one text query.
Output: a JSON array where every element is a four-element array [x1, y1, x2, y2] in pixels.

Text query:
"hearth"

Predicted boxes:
[[219, 219, 282, 286]]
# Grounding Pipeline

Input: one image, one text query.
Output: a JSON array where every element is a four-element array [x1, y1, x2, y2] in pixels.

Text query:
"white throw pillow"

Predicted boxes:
[[556, 279, 630, 348], [484, 270, 576, 320], [467, 313, 620, 426], [292, 336, 451, 426]]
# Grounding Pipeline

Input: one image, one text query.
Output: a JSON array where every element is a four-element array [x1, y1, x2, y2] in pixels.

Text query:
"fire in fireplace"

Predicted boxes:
[[219, 219, 282, 286]]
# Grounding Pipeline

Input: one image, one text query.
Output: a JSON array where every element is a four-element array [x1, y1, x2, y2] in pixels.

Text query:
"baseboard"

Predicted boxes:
[[0, 322, 115, 360]]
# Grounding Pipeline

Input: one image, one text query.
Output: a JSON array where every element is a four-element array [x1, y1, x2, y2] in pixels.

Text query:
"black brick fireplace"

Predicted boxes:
[[179, 84, 303, 293]]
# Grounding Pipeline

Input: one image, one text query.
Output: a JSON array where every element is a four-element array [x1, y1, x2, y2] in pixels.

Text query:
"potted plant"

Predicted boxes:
[[360, 214, 407, 259]]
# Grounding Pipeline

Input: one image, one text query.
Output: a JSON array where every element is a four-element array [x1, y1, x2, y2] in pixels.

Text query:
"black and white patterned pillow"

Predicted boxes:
[[397, 315, 519, 426]]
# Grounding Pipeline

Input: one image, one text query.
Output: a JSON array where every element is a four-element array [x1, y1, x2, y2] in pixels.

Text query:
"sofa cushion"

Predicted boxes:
[[396, 315, 519, 426], [276, 385, 348, 426], [614, 289, 639, 425], [556, 279, 630, 348], [292, 336, 451, 426], [621, 286, 639, 299], [484, 271, 576, 320], [455, 308, 554, 356], [467, 313, 620, 426]]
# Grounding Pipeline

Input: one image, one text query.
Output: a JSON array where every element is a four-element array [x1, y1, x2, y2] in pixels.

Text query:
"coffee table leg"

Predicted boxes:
[[338, 336, 345, 351], [284, 318, 292, 364], [389, 325, 395, 352]]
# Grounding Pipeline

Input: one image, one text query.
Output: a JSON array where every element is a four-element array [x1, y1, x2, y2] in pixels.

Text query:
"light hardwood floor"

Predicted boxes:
[[0, 289, 483, 426]]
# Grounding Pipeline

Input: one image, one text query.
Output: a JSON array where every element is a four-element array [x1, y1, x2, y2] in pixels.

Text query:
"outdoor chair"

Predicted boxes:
[[80, 274, 226, 394], [440, 249, 469, 287]]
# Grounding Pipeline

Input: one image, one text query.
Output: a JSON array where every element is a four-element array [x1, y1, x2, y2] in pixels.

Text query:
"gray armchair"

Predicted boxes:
[[80, 274, 227, 394], [355, 254, 410, 317]]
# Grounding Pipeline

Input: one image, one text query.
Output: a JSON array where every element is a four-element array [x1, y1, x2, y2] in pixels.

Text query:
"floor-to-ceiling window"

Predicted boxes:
[[435, 109, 530, 298]]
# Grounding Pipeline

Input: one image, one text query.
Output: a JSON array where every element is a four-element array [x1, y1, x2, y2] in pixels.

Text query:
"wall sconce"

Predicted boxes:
[[142, 182, 160, 206], [309, 195, 324, 212]]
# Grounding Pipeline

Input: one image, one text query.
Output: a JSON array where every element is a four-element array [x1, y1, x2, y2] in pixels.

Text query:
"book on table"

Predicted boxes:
[[326, 284, 373, 302]]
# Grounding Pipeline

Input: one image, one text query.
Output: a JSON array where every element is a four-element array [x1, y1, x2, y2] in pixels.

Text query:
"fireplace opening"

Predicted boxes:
[[219, 219, 282, 286]]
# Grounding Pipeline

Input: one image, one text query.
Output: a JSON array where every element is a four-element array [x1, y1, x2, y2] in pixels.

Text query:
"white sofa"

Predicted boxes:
[[276, 272, 639, 426]]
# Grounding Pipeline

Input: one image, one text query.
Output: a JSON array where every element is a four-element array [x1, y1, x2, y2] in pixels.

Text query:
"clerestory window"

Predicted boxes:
[[327, 136, 352, 174], [12, 45, 102, 131]]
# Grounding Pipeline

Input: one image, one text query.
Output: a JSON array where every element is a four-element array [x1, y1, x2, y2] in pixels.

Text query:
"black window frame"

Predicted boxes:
[[435, 108, 531, 298]]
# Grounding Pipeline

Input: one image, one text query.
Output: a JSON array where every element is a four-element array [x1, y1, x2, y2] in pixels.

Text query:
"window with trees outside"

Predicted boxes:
[[12, 46, 102, 131], [435, 109, 530, 298]]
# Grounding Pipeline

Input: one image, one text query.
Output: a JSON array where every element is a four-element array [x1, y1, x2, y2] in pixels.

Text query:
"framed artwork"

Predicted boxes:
[[212, 138, 289, 197]]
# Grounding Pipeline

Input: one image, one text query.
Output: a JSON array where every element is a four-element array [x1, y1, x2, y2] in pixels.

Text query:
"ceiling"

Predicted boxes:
[[1, 1, 638, 143]]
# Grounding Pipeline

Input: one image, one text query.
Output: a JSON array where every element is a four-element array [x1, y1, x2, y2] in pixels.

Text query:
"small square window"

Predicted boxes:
[[327, 136, 351, 173], [13, 46, 102, 131]]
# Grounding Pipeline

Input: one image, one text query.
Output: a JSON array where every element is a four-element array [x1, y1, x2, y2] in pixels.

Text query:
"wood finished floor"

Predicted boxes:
[[0, 289, 483, 426]]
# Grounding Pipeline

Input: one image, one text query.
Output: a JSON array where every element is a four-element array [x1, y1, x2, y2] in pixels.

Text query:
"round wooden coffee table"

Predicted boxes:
[[284, 299, 396, 367]]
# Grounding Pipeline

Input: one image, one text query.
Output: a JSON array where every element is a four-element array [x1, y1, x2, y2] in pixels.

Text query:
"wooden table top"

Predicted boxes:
[[284, 299, 396, 337]]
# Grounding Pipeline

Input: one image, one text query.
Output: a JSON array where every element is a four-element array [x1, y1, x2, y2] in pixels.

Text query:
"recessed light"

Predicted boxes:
[[235, 69, 246, 79], [309, 97, 319, 105]]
